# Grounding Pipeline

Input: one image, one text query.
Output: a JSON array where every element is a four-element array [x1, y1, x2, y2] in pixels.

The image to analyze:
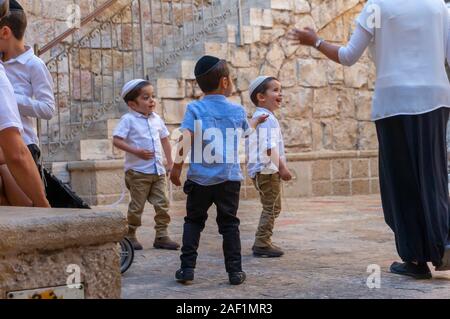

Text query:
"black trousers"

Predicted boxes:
[[180, 180, 242, 273], [376, 107, 450, 267], [27, 144, 41, 168]]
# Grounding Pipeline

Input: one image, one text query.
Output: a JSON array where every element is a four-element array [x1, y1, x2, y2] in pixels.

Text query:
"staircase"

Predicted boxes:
[[37, 0, 276, 204]]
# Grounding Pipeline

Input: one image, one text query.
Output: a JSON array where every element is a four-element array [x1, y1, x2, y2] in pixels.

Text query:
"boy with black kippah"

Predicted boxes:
[[170, 55, 268, 285]]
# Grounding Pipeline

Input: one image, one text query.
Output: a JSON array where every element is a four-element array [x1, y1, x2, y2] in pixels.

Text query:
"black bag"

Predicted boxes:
[[43, 168, 90, 209]]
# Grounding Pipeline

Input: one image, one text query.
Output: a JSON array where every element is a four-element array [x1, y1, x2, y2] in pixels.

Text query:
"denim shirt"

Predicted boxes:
[[180, 95, 251, 186]]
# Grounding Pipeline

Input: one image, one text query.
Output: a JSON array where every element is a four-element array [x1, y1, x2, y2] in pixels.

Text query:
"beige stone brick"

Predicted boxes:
[[311, 0, 360, 29], [299, 59, 328, 88], [283, 161, 312, 197], [294, 0, 311, 13], [281, 119, 313, 150], [230, 47, 251, 68], [227, 25, 237, 44], [358, 122, 378, 150], [313, 181, 333, 196], [181, 60, 196, 80], [271, 0, 293, 11], [344, 63, 369, 88], [370, 158, 379, 178], [332, 159, 350, 180], [333, 181, 351, 196], [355, 90, 373, 121], [157, 79, 185, 99], [266, 43, 285, 70], [333, 119, 358, 151], [370, 178, 380, 194], [204, 42, 228, 60], [272, 10, 293, 25], [313, 87, 339, 117], [162, 99, 188, 125], [352, 179, 370, 195], [351, 159, 370, 178], [279, 60, 297, 88], [312, 160, 331, 181]]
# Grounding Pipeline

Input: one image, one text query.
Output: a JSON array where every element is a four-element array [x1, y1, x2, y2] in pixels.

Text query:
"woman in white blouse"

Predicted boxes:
[[288, 0, 450, 279]]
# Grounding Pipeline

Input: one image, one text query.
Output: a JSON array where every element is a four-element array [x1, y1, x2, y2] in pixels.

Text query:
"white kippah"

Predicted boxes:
[[248, 76, 271, 99], [121, 79, 148, 99]]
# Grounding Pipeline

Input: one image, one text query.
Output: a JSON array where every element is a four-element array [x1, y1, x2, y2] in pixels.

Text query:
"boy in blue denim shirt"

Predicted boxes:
[[170, 55, 267, 285]]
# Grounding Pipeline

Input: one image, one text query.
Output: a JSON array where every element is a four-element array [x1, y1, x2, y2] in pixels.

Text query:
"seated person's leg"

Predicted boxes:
[[0, 148, 32, 207]]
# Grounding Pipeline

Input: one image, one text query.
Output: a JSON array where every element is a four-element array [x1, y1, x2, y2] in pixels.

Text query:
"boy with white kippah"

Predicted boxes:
[[113, 79, 179, 251], [247, 75, 292, 258]]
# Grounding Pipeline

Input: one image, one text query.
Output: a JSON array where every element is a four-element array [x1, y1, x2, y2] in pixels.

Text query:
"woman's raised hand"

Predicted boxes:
[[287, 27, 319, 47]]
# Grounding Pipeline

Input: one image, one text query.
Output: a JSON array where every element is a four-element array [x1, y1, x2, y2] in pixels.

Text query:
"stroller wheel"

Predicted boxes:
[[119, 237, 134, 274]]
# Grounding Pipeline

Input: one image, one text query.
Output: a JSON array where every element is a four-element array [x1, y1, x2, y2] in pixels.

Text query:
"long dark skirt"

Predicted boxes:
[[375, 107, 450, 267]]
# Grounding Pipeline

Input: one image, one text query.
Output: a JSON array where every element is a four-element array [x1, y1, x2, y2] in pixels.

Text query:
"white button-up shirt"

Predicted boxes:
[[246, 107, 286, 179], [0, 64, 23, 133], [113, 110, 170, 175], [1, 46, 55, 145]]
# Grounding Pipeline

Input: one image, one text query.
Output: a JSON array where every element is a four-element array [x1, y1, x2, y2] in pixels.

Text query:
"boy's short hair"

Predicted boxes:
[[195, 56, 230, 93], [250, 76, 278, 106], [0, 8, 27, 40], [0, 0, 8, 20], [123, 80, 151, 103]]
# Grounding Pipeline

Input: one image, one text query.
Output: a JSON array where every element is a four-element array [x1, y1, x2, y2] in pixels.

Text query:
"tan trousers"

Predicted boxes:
[[252, 173, 282, 248], [125, 170, 170, 239]]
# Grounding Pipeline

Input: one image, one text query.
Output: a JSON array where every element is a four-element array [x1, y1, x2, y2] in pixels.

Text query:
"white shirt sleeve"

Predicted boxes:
[[113, 116, 130, 139], [338, 24, 373, 66], [0, 80, 23, 132], [16, 59, 55, 120], [159, 118, 170, 139]]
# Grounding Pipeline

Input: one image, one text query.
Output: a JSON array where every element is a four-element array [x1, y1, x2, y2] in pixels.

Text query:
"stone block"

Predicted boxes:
[[230, 47, 251, 68], [0, 207, 126, 299], [181, 60, 196, 80], [370, 158, 379, 178], [351, 159, 369, 178], [312, 181, 332, 196], [227, 25, 237, 43], [283, 161, 312, 197], [279, 59, 297, 88], [162, 99, 188, 125], [332, 159, 350, 180], [156, 78, 185, 99], [280, 119, 313, 150], [298, 59, 328, 88], [370, 178, 380, 194], [333, 119, 358, 151], [294, 0, 311, 13], [358, 122, 378, 150], [80, 139, 114, 161], [204, 42, 228, 60], [355, 90, 373, 121], [311, 0, 360, 29], [313, 87, 339, 117], [312, 159, 331, 181], [344, 63, 369, 88], [271, 0, 292, 11], [265, 44, 285, 70], [333, 180, 351, 196], [351, 179, 370, 195]]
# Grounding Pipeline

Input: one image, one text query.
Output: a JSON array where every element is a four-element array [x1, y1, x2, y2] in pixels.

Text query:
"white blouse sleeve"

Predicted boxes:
[[338, 24, 373, 66], [447, 25, 450, 65]]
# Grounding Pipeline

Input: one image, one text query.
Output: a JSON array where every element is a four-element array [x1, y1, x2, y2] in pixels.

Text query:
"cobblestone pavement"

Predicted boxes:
[[117, 195, 450, 299]]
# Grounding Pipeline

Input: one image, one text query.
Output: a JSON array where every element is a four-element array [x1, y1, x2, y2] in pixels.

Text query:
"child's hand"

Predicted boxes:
[[279, 167, 293, 181], [170, 165, 182, 186], [135, 149, 154, 160], [256, 114, 270, 125], [165, 161, 174, 176]]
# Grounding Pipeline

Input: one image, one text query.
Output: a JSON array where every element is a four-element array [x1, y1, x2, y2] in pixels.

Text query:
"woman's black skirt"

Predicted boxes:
[[376, 107, 450, 266]]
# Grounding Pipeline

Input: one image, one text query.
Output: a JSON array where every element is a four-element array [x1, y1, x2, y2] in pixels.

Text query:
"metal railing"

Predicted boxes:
[[37, 0, 239, 160]]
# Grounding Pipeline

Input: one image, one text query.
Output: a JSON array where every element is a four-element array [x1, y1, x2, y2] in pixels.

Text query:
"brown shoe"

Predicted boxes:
[[127, 237, 143, 251], [153, 236, 180, 250], [252, 244, 284, 258]]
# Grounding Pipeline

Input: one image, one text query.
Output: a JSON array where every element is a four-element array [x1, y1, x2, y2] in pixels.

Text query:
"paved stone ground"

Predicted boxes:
[[116, 195, 450, 299]]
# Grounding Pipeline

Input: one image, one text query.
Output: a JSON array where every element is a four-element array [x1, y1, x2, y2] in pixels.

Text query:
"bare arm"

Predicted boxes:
[[160, 137, 174, 171], [170, 130, 193, 186], [267, 147, 292, 181], [287, 25, 372, 66], [0, 164, 32, 207], [113, 136, 154, 160], [0, 128, 49, 207]]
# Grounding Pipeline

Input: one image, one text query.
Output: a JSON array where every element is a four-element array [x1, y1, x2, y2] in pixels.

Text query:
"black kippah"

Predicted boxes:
[[10, 0, 23, 11], [194, 55, 220, 77]]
